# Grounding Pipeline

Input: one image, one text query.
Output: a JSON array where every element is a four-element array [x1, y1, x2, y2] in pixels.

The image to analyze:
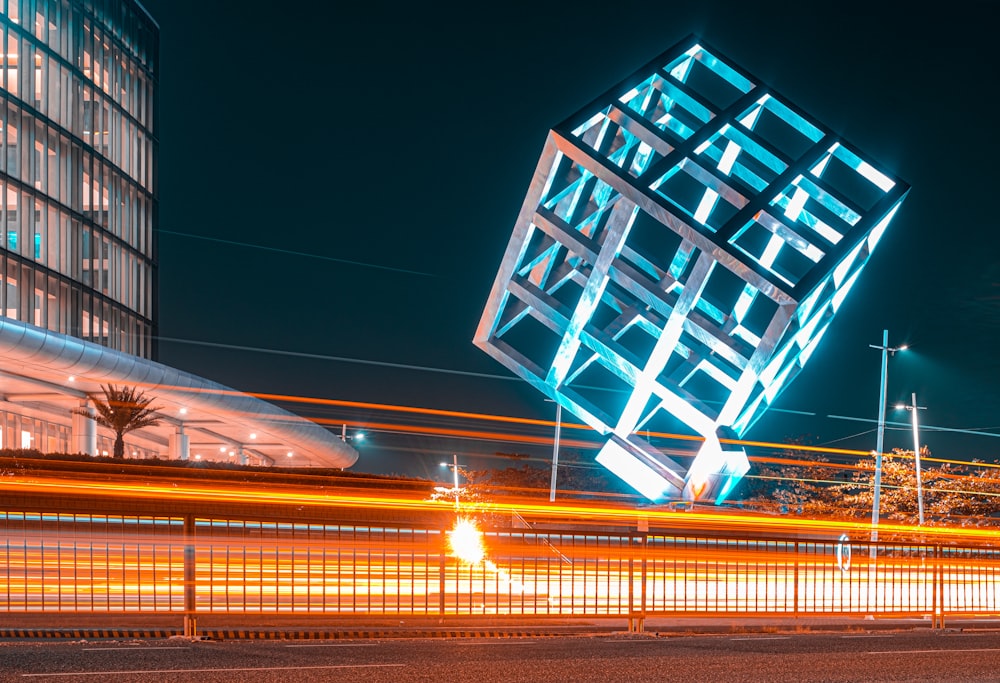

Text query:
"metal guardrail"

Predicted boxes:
[[3, 509, 1000, 635]]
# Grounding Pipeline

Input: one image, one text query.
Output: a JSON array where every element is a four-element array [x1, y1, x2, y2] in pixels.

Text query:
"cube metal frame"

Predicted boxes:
[[476, 36, 909, 503]]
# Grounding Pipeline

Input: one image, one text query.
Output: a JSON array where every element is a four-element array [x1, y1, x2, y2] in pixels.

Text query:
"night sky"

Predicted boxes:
[[138, 0, 999, 479]]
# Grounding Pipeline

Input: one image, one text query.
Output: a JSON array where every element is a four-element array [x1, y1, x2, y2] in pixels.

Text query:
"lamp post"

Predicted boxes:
[[897, 393, 926, 526], [441, 454, 460, 508], [340, 424, 366, 443], [869, 330, 907, 547]]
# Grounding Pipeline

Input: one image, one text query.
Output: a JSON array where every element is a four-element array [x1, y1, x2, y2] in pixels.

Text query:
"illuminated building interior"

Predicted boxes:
[[476, 36, 909, 504], [0, 0, 356, 467]]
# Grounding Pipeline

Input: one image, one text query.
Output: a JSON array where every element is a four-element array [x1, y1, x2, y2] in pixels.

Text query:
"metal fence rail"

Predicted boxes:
[[3, 510, 999, 632]]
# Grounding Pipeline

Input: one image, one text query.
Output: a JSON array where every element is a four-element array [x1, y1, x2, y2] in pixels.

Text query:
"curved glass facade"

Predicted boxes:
[[0, 0, 156, 358]]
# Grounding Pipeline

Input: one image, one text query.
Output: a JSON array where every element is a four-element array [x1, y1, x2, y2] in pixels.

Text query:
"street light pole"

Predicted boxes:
[[439, 456, 462, 509], [549, 403, 561, 503], [340, 424, 366, 444], [869, 330, 906, 547], [901, 393, 926, 526]]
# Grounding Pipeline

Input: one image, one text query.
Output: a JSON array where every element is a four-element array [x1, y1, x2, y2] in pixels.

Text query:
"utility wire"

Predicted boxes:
[[156, 336, 514, 381], [827, 414, 1000, 439], [156, 336, 999, 440], [158, 229, 435, 277]]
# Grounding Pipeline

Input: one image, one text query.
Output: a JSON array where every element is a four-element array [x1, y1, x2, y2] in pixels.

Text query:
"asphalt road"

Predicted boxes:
[[2, 631, 999, 682]]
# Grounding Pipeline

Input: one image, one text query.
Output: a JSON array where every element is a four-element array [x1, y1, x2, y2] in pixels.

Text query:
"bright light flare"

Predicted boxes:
[[446, 517, 526, 593], [447, 517, 485, 566]]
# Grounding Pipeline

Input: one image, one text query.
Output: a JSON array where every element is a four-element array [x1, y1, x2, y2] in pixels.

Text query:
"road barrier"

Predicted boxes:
[[2, 507, 999, 635]]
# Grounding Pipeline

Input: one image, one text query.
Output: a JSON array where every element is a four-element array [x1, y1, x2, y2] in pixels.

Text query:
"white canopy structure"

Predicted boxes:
[[0, 317, 358, 468]]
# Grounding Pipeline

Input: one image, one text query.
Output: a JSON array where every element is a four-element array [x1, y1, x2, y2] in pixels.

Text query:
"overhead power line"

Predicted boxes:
[[154, 336, 999, 442], [159, 229, 435, 277]]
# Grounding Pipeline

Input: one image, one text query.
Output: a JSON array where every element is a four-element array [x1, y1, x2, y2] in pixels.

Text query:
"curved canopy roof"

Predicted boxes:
[[0, 317, 358, 468]]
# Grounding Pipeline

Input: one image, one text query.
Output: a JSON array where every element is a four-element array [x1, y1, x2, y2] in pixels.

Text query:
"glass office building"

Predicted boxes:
[[0, 0, 155, 358], [0, 0, 357, 467]]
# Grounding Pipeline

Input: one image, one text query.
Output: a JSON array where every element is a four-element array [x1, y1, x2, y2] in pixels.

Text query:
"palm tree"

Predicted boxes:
[[90, 385, 161, 459]]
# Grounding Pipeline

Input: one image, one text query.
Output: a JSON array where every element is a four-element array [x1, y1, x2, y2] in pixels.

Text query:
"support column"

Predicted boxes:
[[71, 400, 97, 456], [168, 425, 190, 461]]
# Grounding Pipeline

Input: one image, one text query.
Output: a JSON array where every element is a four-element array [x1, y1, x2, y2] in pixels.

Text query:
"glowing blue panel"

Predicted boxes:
[[476, 35, 909, 504]]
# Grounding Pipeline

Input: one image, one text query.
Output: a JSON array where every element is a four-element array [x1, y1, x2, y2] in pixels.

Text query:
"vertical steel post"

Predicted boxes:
[[183, 514, 196, 638], [794, 541, 800, 618], [871, 330, 890, 550], [639, 534, 647, 632], [549, 403, 561, 503], [910, 393, 925, 526], [936, 545, 945, 630], [627, 533, 635, 632], [438, 529, 447, 620], [929, 545, 943, 629], [931, 545, 938, 629]]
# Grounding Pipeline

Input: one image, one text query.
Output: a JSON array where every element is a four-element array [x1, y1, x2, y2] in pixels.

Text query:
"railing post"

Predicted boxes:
[[794, 541, 799, 619], [934, 545, 944, 630], [438, 532, 447, 622], [639, 533, 647, 632], [866, 539, 878, 618], [183, 514, 197, 638], [626, 532, 646, 633], [627, 533, 635, 632]]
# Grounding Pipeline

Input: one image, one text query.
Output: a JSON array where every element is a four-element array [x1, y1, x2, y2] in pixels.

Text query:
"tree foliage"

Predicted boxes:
[[89, 385, 162, 459], [444, 440, 1000, 528], [923, 459, 1000, 525], [743, 446, 1000, 526]]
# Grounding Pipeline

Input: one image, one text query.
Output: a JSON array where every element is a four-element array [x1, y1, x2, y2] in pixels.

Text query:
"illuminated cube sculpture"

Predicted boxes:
[[475, 37, 909, 503]]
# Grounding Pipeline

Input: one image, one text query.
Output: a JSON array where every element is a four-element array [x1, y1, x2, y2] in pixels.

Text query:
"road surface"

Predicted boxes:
[[3, 630, 999, 681]]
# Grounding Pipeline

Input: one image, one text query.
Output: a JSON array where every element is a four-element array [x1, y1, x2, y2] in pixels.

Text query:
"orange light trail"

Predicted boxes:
[[724, 437, 868, 457], [119, 382, 1000, 471], [6, 470, 1000, 620], [110, 382, 1000, 495], [309, 417, 601, 449], [4, 472, 1000, 545], [251, 392, 568, 429]]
